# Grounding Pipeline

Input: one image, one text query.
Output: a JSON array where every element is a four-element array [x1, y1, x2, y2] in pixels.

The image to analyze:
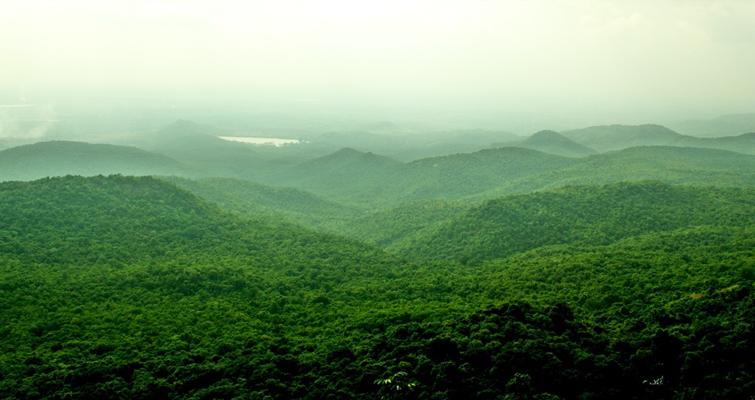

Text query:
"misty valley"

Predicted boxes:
[[1, 115, 755, 400]]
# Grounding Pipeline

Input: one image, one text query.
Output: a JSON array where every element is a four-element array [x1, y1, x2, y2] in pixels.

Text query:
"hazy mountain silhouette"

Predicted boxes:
[[0, 141, 195, 181], [498, 130, 597, 157], [672, 113, 755, 138], [560, 124, 684, 152]]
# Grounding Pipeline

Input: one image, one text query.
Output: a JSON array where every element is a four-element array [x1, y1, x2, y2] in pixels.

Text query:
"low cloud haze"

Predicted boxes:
[[2, 0, 754, 128]]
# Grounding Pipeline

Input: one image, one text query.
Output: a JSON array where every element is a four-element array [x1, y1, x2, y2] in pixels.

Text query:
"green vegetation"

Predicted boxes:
[[160, 176, 471, 246], [1, 175, 754, 399], [266, 147, 576, 207], [399, 181, 755, 262], [159, 176, 358, 231], [338, 200, 470, 248], [262, 145, 755, 209]]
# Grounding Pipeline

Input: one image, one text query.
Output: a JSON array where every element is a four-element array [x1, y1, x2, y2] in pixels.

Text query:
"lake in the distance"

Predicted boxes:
[[219, 137, 300, 146]]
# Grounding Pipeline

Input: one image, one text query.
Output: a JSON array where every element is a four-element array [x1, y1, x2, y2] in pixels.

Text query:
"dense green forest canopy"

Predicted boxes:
[[398, 181, 755, 262], [157, 176, 472, 247], [159, 176, 358, 231], [1, 175, 754, 399]]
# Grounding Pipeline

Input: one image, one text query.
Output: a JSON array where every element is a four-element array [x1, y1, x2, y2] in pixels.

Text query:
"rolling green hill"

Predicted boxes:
[[393, 147, 574, 201], [161, 176, 358, 230], [271, 147, 403, 198], [337, 200, 470, 248], [0, 175, 395, 271], [0, 175, 429, 399], [0, 141, 196, 182], [399, 181, 755, 262]]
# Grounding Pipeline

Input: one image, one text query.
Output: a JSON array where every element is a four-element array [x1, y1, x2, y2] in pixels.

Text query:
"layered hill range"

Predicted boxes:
[[3, 120, 755, 207]]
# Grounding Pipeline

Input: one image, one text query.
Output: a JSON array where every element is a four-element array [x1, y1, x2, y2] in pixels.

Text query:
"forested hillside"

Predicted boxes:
[[158, 176, 472, 244], [1, 175, 754, 399], [337, 200, 470, 248], [160, 176, 357, 230], [400, 181, 755, 262]]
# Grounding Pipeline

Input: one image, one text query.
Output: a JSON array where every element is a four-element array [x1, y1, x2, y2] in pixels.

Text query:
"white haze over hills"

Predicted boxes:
[[1, 0, 754, 138]]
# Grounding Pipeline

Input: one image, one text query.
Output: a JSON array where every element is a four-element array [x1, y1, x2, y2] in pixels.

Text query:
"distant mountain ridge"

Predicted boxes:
[[498, 130, 597, 157], [680, 131, 755, 155], [672, 113, 755, 137], [558, 123, 755, 155], [560, 124, 684, 152], [260, 144, 755, 207], [309, 127, 520, 162], [473, 146, 755, 200], [265, 146, 575, 206], [0, 140, 195, 181]]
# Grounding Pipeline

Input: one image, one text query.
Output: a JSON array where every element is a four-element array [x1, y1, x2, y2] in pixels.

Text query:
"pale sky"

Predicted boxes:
[[2, 0, 755, 120]]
